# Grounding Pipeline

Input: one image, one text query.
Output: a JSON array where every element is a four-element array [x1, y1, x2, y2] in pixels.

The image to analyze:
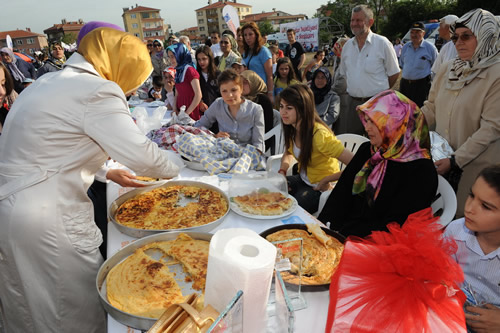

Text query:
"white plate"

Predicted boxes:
[[230, 195, 298, 220], [132, 179, 169, 186]]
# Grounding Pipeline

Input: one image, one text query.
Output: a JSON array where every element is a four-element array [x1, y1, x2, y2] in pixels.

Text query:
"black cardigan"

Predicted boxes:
[[318, 142, 438, 238]]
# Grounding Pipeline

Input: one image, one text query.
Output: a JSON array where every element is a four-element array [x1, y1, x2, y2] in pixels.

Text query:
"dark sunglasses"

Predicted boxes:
[[451, 33, 474, 43], [153, 43, 162, 47], [147, 44, 153, 47], [220, 41, 229, 45]]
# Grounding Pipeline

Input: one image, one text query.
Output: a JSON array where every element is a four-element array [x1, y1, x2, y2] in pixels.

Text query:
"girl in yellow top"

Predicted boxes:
[[278, 84, 353, 213], [273, 57, 300, 98]]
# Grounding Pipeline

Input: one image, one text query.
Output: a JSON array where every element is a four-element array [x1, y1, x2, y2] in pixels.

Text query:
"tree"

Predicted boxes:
[[61, 32, 77, 45], [258, 20, 276, 36]]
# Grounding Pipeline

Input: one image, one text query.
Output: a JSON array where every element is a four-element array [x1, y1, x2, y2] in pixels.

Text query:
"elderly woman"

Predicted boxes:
[[421, 8, 500, 217], [0, 47, 36, 93], [0, 28, 181, 332], [151, 39, 169, 77], [319, 90, 438, 237], [36, 42, 67, 77], [218, 33, 242, 71]]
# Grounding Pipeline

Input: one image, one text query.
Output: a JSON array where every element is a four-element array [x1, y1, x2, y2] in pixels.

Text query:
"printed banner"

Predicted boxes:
[[280, 18, 319, 50]]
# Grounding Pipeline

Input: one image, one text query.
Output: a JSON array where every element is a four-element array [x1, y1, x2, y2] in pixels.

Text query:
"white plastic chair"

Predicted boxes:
[[315, 134, 370, 216], [431, 175, 457, 228], [263, 123, 284, 157]]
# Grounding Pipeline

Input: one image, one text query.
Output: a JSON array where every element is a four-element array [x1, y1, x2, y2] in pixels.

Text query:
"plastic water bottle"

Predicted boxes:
[[179, 105, 186, 114]]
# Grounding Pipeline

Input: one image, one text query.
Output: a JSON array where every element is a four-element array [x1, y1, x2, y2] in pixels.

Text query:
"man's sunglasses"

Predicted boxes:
[[451, 33, 474, 43], [147, 44, 153, 47]]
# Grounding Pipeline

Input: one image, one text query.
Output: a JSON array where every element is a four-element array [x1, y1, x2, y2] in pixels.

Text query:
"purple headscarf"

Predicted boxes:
[[77, 21, 124, 47]]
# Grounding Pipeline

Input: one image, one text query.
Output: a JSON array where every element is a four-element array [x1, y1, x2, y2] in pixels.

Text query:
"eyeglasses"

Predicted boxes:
[[153, 43, 161, 47], [147, 44, 153, 47], [451, 33, 475, 43], [220, 41, 229, 45]]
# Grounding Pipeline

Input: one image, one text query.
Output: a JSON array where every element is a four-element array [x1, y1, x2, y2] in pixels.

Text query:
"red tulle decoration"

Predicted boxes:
[[326, 208, 466, 332]]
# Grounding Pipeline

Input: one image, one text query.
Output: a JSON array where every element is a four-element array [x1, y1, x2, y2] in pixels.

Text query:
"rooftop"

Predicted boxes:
[[196, 1, 251, 11], [125, 5, 160, 13], [0, 29, 45, 39]]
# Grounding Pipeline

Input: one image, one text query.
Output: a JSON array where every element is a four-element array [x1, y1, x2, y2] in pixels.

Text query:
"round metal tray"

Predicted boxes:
[[109, 180, 229, 238], [96, 231, 213, 331], [260, 223, 345, 289]]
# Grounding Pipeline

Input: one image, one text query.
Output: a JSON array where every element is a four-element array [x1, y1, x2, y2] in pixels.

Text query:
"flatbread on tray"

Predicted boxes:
[[106, 233, 209, 318], [265, 224, 344, 285], [232, 191, 294, 216]]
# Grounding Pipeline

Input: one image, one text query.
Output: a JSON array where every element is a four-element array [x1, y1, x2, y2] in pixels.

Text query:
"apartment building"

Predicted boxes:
[[195, 0, 252, 38], [44, 19, 85, 43], [241, 10, 307, 31], [0, 29, 48, 55], [122, 5, 165, 41]]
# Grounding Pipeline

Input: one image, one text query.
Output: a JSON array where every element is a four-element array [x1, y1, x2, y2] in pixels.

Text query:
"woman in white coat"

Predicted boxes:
[[0, 28, 181, 332]]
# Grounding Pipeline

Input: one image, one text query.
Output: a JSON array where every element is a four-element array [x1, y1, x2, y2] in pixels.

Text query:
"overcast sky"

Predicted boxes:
[[1, 0, 327, 35]]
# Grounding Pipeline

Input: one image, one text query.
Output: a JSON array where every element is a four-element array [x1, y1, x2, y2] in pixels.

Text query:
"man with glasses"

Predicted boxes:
[[146, 41, 154, 55], [399, 21, 438, 107]]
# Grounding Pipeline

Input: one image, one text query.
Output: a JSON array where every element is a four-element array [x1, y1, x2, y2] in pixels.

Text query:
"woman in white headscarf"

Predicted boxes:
[[0, 28, 181, 332], [421, 8, 500, 217]]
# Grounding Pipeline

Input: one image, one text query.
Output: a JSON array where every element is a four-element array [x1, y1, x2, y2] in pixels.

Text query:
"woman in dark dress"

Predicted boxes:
[[319, 90, 438, 238]]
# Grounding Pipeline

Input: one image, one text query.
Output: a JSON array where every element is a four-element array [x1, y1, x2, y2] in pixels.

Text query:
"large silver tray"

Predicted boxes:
[[96, 231, 213, 331], [109, 180, 229, 238]]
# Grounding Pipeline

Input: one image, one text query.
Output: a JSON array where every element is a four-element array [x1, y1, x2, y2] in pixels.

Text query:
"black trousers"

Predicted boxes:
[[399, 75, 431, 107], [87, 180, 107, 258]]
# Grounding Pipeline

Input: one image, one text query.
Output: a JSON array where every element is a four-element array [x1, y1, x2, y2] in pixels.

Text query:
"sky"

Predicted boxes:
[[0, 0, 327, 35]]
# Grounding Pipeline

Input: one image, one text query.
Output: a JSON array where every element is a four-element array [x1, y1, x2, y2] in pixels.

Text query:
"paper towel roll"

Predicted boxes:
[[205, 228, 277, 333]]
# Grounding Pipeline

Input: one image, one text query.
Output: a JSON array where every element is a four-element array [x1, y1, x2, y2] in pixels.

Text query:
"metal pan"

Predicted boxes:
[[109, 180, 229, 238], [260, 223, 345, 289], [96, 231, 212, 331]]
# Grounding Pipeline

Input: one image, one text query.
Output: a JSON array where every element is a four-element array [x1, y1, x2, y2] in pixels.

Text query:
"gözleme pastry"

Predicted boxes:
[[106, 233, 209, 318], [265, 224, 344, 285], [115, 185, 228, 230], [232, 191, 294, 216]]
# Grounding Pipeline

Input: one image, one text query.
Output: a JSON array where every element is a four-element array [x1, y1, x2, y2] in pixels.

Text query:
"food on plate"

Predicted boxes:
[[232, 191, 294, 215], [115, 185, 228, 230], [106, 233, 209, 318], [265, 226, 344, 285], [135, 176, 162, 182]]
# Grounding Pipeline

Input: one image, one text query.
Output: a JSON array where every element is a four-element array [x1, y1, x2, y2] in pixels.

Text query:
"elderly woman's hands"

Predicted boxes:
[[465, 304, 500, 333], [435, 158, 451, 175]]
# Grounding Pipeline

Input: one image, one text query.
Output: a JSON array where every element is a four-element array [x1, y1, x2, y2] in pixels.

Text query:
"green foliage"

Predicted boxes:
[[456, 0, 500, 15], [61, 32, 77, 45], [258, 20, 276, 36], [323, 0, 353, 36]]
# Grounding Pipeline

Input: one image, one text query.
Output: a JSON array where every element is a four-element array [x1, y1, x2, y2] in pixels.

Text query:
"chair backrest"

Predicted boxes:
[[264, 123, 284, 157], [335, 133, 369, 171], [431, 175, 457, 228]]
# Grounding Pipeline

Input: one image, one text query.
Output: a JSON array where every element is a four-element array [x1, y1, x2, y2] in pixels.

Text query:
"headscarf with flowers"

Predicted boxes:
[[352, 90, 431, 202], [166, 42, 195, 84]]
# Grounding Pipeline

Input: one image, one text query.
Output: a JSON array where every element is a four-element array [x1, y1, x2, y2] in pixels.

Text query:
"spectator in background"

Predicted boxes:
[[196, 46, 220, 114], [146, 75, 166, 102], [273, 57, 299, 98], [236, 27, 245, 56], [268, 44, 279, 75], [335, 5, 400, 135], [167, 42, 202, 120], [431, 14, 459, 77], [241, 22, 274, 101], [168, 35, 179, 46], [151, 39, 169, 77], [163, 66, 176, 109], [0, 63, 15, 133], [393, 38, 403, 61], [310, 67, 339, 127], [33, 51, 46, 70], [285, 28, 306, 80], [399, 21, 438, 107], [210, 31, 223, 59], [302, 50, 325, 82], [146, 40, 154, 55], [179, 35, 196, 65], [218, 33, 241, 71], [0, 47, 36, 94], [37, 42, 67, 77], [231, 61, 246, 74]]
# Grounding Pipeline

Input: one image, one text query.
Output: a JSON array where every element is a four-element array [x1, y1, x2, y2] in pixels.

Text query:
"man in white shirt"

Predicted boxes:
[[431, 14, 459, 77], [335, 5, 400, 135], [210, 31, 223, 58]]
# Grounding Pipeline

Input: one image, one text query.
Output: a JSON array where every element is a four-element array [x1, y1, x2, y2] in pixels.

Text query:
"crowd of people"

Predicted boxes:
[[0, 5, 499, 333]]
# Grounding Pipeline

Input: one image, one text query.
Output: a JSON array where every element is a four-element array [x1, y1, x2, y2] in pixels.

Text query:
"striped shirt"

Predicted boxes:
[[444, 218, 500, 306]]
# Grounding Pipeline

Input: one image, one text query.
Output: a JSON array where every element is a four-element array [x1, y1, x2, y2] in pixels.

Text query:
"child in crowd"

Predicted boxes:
[[273, 57, 299, 98], [147, 75, 166, 102], [268, 44, 279, 75], [163, 67, 176, 110], [302, 50, 325, 82], [444, 165, 500, 332], [194, 69, 264, 152], [195, 46, 220, 114], [278, 84, 353, 214], [231, 61, 246, 74]]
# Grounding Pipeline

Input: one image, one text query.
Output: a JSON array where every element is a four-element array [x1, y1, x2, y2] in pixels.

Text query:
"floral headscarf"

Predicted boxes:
[[240, 70, 266, 102], [78, 27, 153, 95], [310, 67, 332, 105], [447, 9, 500, 90], [166, 42, 194, 83], [0, 48, 25, 82], [352, 90, 431, 202]]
